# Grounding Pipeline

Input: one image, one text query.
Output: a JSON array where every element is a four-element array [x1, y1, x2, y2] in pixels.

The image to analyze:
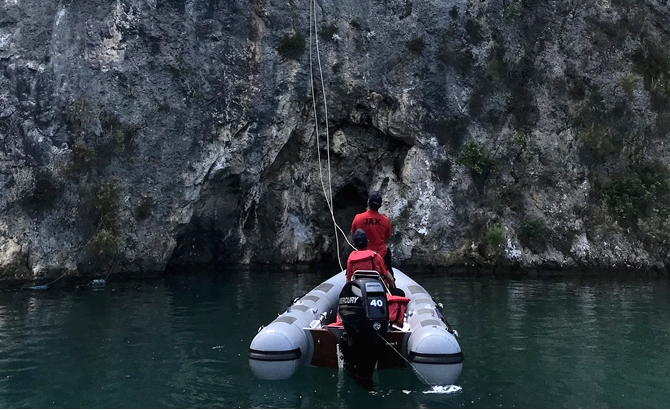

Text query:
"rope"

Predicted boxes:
[[42, 272, 67, 286], [23, 271, 67, 290], [340, 324, 434, 385], [23, 251, 117, 291], [309, 0, 355, 271], [103, 255, 118, 281], [377, 333, 433, 386], [81, 255, 118, 288]]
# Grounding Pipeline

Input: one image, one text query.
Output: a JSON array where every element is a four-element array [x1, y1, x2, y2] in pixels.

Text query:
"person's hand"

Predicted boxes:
[[386, 274, 396, 289]]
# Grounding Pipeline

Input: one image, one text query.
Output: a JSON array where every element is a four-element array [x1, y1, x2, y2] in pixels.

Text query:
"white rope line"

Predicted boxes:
[[309, 0, 355, 272], [315, 4, 356, 258], [309, 0, 329, 211], [312, 2, 335, 224], [313, 1, 355, 253], [377, 333, 432, 386]]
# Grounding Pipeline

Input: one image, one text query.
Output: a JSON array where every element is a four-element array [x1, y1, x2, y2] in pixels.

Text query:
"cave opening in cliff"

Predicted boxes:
[[165, 222, 219, 273], [312, 181, 366, 265], [165, 174, 243, 273], [333, 180, 368, 231]]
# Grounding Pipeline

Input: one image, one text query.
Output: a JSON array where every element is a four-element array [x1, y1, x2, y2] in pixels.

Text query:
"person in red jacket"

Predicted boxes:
[[346, 229, 395, 289], [350, 191, 393, 273]]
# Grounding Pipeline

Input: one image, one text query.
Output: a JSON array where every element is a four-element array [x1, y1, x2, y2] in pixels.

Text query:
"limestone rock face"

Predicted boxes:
[[1, 0, 670, 282], [0, 237, 29, 280]]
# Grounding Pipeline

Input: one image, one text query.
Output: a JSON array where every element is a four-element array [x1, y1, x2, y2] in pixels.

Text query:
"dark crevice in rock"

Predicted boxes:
[[261, 129, 302, 180], [389, 137, 411, 180], [254, 187, 284, 261], [333, 179, 368, 223], [166, 173, 245, 270], [426, 116, 470, 153], [166, 218, 221, 271]]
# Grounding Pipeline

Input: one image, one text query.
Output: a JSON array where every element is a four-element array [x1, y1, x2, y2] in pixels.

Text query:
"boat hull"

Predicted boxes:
[[248, 269, 463, 385]]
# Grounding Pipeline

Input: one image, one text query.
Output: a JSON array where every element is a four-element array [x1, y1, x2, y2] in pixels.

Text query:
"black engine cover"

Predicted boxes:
[[337, 277, 390, 381], [338, 277, 389, 338]]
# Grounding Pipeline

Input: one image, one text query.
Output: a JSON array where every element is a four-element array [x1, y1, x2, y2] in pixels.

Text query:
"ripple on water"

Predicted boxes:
[[423, 385, 463, 394]]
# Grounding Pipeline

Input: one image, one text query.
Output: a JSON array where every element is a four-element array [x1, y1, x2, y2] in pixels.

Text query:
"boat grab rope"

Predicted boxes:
[[309, 0, 355, 271]]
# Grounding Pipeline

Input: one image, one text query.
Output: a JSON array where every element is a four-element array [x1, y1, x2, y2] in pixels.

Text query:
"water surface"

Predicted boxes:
[[0, 268, 668, 408]]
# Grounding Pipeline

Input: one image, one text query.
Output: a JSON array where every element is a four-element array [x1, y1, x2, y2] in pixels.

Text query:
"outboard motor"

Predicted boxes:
[[337, 277, 389, 382]]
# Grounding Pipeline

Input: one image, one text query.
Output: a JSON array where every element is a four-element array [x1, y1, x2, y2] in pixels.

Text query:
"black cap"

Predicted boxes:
[[353, 228, 368, 249], [369, 191, 382, 207]]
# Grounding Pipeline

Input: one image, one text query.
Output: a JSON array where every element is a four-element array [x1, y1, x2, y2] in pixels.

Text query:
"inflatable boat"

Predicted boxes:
[[248, 268, 463, 385]]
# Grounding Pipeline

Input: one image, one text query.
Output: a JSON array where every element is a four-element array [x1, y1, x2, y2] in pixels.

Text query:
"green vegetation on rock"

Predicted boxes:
[[456, 139, 494, 176], [67, 138, 96, 175], [620, 74, 638, 98], [87, 181, 123, 255], [504, 3, 522, 22], [601, 161, 670, 224], [100, 111, 136, 154], [518, 219, 548, 251], [64, 97, 94, 135], [484, 223, 505, 254]]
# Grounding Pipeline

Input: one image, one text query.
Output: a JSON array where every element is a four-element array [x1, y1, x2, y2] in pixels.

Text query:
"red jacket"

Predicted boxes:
[[350, 210, 391, 257], [346, 250, 389, 282]]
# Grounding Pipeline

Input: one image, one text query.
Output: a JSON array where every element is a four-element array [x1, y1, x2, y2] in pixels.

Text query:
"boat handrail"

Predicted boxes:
[[351, 270, 382, 280], [351, 270, 393, 294]]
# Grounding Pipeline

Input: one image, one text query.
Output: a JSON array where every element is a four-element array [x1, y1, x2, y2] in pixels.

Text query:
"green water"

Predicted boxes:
[[0, 268, 669, 408]]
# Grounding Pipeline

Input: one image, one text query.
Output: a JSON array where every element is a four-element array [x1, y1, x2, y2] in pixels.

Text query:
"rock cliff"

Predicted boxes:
[[1, 0, 670, 283]]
